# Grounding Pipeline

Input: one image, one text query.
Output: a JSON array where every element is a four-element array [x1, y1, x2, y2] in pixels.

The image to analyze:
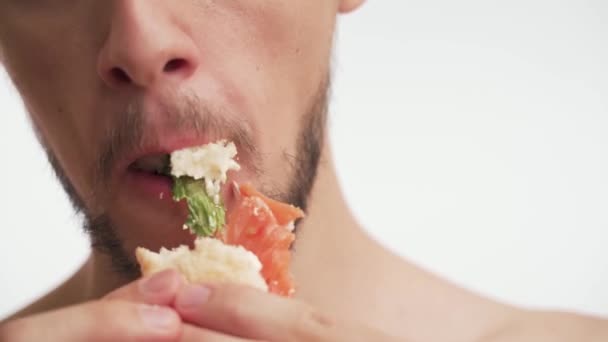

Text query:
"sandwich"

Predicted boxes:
[[135, 141, 304, 296]]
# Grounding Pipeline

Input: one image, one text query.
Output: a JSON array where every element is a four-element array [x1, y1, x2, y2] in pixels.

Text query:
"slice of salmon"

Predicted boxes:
[[219, 183, 304, 296], [238, 183, 305, 226]]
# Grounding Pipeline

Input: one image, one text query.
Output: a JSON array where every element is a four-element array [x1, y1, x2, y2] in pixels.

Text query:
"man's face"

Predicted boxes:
[[0, 0, 362, 279]]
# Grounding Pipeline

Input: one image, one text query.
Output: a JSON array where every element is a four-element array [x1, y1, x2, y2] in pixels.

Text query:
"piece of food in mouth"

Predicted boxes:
[[135, 140, 304, 296], [171, 140, 240, 237]]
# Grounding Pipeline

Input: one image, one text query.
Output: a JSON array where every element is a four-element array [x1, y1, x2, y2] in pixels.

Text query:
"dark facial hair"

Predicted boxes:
[[37, 78, 329, 281]]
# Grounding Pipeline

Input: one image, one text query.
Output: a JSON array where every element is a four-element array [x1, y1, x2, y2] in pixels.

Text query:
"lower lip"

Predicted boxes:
[[125, 170, 174, 200]]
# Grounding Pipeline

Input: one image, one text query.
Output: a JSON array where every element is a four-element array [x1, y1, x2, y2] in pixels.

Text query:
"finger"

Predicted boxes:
[[105, 269, 184, 306], [174, 283, 336, 341], [180, 324, 258, 342], [1, 300, 181, 342]]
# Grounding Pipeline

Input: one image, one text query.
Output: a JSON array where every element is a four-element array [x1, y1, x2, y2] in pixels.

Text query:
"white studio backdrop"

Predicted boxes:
[[1, 1, 607, 319]]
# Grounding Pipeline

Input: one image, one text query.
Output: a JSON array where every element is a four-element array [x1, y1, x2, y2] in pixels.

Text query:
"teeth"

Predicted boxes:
[[132, 154, 169, 174]]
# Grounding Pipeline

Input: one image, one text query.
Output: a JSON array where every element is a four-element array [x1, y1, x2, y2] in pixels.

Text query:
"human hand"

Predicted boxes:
[[0, 270, 262, 342], [173, 282, 402, 342], [0, 269, 185, 341]]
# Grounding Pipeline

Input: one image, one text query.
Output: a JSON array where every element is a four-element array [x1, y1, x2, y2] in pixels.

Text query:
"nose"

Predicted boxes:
[[97, 1, 200, 89]]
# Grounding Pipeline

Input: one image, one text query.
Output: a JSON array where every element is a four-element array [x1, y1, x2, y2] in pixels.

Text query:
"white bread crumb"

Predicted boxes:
[[170, 140, 240, 203], [136, 237, 267, 292]]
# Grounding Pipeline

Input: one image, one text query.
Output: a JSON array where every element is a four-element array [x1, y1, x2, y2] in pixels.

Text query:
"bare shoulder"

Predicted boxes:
[[2, 265, 90, 323], [479, 309, 608, 342], [380, 253, 608, 341], [2, 284, 71, 323]]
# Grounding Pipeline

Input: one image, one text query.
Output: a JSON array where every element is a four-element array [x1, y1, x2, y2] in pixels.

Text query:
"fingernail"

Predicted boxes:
[[176, 285, 211, 310], [139, 305, 177, 331], [139, 269, 176, 295]]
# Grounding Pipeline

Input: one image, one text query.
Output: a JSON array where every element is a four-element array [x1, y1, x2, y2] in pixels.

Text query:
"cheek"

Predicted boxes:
[[26, 101, 95, 207], [190, 1, 335, 178], [1, 27, 101, 203], [255, 3, 335, 181]]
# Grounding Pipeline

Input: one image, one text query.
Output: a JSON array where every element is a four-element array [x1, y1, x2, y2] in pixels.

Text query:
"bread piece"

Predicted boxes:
[[136, 237, 268, 291], [170, 140, 240, 203]]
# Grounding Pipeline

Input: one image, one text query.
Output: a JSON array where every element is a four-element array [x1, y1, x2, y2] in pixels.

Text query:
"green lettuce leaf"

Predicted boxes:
[[172, 176, 225, 237]]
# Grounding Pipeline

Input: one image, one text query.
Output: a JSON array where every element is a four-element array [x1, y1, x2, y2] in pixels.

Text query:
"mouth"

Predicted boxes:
[[116, 135, 247, 207], [128, 153, 171, 176], [125, 153, 174, 199]]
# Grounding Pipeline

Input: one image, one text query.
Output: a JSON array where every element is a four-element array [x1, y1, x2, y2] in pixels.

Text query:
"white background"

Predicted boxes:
[[1, 1, 607, 319]]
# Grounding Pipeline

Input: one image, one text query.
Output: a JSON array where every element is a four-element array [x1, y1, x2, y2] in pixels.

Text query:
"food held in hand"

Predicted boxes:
[[136, 140, 304, 296]]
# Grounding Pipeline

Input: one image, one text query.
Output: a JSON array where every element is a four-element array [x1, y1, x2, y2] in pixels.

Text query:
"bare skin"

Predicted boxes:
[[1, 1, 607, 341]]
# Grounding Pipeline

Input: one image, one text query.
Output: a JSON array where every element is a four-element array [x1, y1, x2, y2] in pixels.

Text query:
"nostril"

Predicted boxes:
[[163, 58, 188, 73], [110, 67, 131, 83]]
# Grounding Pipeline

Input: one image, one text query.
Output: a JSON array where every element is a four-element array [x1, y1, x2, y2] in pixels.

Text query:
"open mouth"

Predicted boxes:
[[125, 153, 175, 199], [128, 153, 171, 177]]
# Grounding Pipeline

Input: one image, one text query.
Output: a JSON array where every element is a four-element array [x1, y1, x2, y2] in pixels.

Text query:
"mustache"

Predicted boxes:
[[93, 93, 259, 193]]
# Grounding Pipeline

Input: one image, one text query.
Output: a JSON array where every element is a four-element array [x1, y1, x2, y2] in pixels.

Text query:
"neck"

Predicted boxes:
[[291, 142, 406, 330]]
